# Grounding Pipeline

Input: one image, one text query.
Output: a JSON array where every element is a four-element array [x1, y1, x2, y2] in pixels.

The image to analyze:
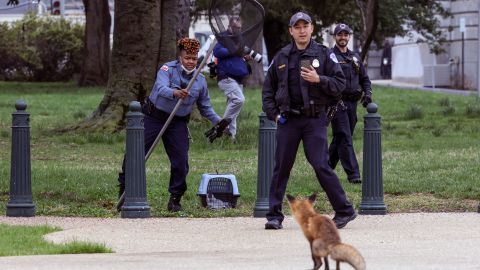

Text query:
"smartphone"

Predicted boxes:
[[300, 59, 311, 69]]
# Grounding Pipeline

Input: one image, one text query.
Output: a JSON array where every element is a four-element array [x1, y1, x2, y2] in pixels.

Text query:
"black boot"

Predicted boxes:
[[167, 195, 183, 212]]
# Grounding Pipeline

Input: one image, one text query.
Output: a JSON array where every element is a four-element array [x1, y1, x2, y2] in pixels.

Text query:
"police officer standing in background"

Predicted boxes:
[[328, 23, 373, 184], [262, 12, 357, 230], [117, 38, 223, 212]]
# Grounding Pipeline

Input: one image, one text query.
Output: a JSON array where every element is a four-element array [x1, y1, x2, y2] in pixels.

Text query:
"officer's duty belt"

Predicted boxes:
[[341, 93, 361, 102], [143, 99, 190, 122], [290, 104, 325, 118]]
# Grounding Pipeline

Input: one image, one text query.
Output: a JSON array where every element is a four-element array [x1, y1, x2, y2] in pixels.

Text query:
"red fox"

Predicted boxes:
[[287, 193, 366, 270]]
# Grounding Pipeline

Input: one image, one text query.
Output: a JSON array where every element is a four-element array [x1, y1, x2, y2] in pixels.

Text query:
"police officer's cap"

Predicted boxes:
[[333, 23, 353, 35], [289, 12, 312, 26]]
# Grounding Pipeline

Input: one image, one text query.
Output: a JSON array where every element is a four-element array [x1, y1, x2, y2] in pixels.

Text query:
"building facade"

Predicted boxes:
[[390, 0, 480, 90]]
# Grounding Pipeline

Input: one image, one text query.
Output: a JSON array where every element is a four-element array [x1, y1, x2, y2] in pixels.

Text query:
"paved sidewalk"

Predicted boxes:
[[0, 213, 479, 269], [372, 79, 478, 96]]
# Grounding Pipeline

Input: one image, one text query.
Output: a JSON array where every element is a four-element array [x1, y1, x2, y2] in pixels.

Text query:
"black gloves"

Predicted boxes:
[[205, 118, 231, 143], [361, 91, 372, 107]]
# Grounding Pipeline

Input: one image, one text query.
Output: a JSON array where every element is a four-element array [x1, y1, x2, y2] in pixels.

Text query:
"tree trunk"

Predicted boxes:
[[78, 0, 111, 86], [157, 0, 191, 67], [264, 17, 286, 63], [72, 0, 162, 132], [355, 0, 379, 62], [245, 31, 265, 88], [157, 0, 203, 121], [175, 0, 191, 41]]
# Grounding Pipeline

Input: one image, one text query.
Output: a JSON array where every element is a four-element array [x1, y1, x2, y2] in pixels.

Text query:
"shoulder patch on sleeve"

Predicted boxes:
[[329, 53, 339, 64], [161, 65, 169, 72]]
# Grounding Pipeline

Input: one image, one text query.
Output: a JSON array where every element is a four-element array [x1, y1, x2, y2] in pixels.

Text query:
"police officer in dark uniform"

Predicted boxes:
[[262, 12, 357, 230], [328, 23, 372, 184], [117, 38, 222, 212]]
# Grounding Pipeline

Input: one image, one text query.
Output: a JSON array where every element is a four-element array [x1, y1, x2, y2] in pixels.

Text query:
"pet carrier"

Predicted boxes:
[[197, 174, 240, 209]]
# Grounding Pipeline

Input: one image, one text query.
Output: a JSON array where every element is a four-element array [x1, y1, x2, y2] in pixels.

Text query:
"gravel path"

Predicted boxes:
[[0, 213, 479, 269]]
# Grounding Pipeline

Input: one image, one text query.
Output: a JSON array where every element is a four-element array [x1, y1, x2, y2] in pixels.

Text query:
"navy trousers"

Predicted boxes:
[[266, 113, 354, 223], [328, 100, 360, 180], [118, 109, 189, 197]]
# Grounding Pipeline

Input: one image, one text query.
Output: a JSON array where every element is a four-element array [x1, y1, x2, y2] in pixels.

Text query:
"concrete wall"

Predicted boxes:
[[367, 48, 382, 80], [392, 35, 429, 84], [391, 0, 480, 90]]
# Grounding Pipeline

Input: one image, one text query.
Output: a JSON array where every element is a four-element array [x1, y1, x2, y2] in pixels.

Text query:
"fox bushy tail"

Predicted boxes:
[[330, 243, 366, 270]]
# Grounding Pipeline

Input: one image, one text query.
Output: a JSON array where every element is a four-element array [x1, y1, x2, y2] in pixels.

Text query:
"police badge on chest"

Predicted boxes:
[[300, 59, 320, 69]]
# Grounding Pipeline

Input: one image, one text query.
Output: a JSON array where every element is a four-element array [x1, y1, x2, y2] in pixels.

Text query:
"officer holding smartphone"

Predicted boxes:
[[262, 12, 357, 230]]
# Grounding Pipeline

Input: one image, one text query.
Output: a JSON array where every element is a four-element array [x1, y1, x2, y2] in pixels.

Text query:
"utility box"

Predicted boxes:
[[197, 174, 240, 209], [423, 64, 451, 87]]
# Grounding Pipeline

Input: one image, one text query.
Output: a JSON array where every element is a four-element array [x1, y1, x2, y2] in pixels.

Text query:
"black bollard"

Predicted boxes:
[[253, 112, 276, 217], [6, 100, 35, 217], [477, 202, 479, 213], [121, 101, 150, 218], [359, 103, 387, 215]]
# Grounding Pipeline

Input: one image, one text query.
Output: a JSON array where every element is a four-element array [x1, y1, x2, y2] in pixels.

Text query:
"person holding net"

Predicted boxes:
[[117, 38, 223, 212], [204, 0, 265, 143], [262, 12, 357, 230], [213, 16, 252, 141]]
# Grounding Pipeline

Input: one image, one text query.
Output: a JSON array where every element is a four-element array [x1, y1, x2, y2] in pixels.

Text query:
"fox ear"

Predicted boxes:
[[308, 192, 318, 203], [286, 194, 295, 203]]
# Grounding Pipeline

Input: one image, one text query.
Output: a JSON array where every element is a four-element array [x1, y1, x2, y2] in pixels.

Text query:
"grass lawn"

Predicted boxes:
[[0, 81, 479, 217], [0, 224, 112, 256]]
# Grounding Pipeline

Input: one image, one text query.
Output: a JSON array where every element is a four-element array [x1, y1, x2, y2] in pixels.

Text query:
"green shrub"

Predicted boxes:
[[404, 104, 424, 120], [73, 111, 86, 119], [438, 97, 451, 107], [0, 13, 84, 82], [0, 130, 9, 138], [465, 100, 480, 117], [441, 105, 455, 116], [431, 127, 443, 137], [383, 121, 396, 131]]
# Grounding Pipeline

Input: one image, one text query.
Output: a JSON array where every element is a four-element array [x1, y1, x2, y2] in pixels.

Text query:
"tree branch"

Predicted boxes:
[[355, 0, 379, 61]]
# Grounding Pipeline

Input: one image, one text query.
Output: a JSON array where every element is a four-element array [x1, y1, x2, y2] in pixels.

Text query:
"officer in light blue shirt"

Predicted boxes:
[[149, 60, 220, 122], [118, 38, 222, 212]]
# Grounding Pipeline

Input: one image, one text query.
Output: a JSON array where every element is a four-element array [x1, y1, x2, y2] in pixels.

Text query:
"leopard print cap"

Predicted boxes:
[[177, 38, 201, 55]]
